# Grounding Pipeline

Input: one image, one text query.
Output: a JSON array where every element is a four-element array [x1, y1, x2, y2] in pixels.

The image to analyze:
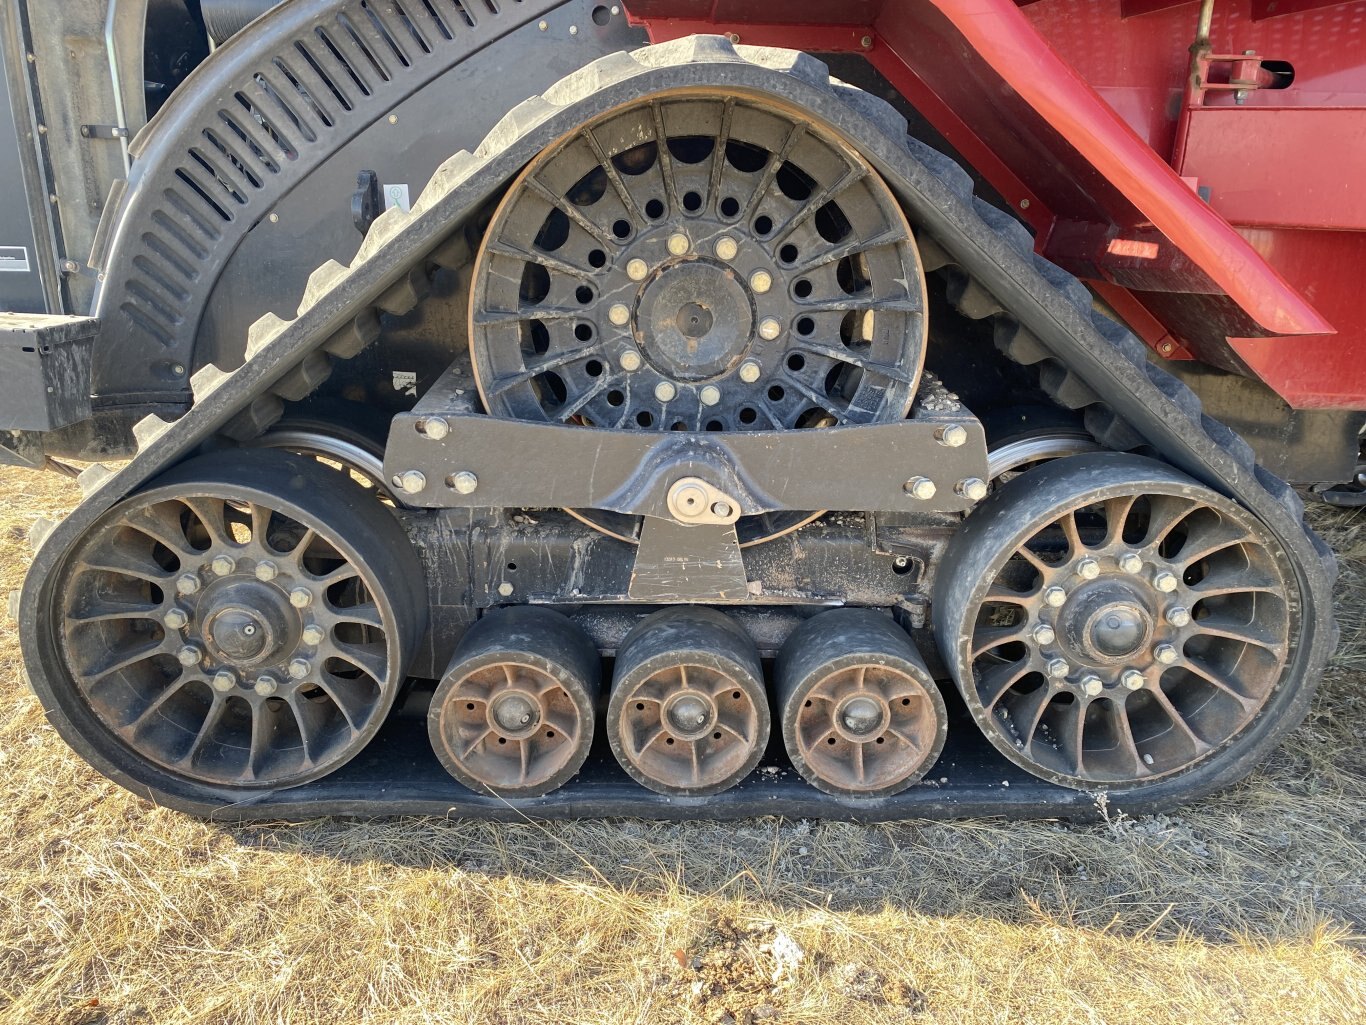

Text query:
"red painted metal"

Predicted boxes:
[[629, 0, 1366, 409]]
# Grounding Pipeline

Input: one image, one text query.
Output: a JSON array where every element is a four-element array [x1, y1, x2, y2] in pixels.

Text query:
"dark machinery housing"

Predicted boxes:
[[0, 0, 1355, 820]]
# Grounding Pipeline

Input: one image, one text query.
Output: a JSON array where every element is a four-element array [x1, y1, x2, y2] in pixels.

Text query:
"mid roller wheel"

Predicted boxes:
[[935, 453, 1298, 789]]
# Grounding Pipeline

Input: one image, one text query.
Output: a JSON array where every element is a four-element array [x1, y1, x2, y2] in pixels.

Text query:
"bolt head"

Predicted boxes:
[[176, 644, 202, 668], [1047, 658, 1071, 679], [608, 303, 631, 326], [176, 573, 201, 596], [288, 658, 311, 681], [1076, 558, 1101, 580], [711, 501, 733, 519], [450, 471, 479, 495], [254, 560, 279, 582], [1044, 586, 1067, 608], [1154, 571, 1179, 593], [1154, 643, 1180, 665], [497, 582, 515, 598], [1081, 675, 1104, 697], [619, 349, 643, 372], [903, 477, 936, 501], [714, 236, 738, 261], [937, 424, 968, 448], [289, 587, 313, 609], [654, 381, 677, 402], [163, 608, 189, 631], [254, 675, 279, 697], [1119, 553, 1143, 575], [421, 416, 450, 441], [1122, 669, 1145, 691], [758, 317, 782, 341], [667, 233, 690, 257], [301, 624, 326, 646], [1032, 624, 1056, 646], [957, 478, 988, 502], [212, 671, 237, 693], [398, 470, 427, 495], [738, 360, 761, 384], [749, 270, 772, 294], [1166, 605, 1192, 627], [699, 385, 721, 406], [626, 258, 649, 281]]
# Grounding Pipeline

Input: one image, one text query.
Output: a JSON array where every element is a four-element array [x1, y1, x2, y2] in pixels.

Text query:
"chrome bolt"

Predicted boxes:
[[1154, 643, 1180, 665], [936, 424, 968, 448], [749, 270, 772, 294], [176, 644, 203, 668], [301, 624, 326, 646], [714, 236, 738, 261], [1154, 571, 1179, 593], [903, 477, 936, 501], [1119, 553, 1143, 575], [1047, 658, 1071, 679], [163, 608, 189, 631], [738, 360, 761, 384], [397, 470, 427, 494], [608, 303, 631, 326], [956, 478, 988, 502], [1076, 558, 1101, 580], [254, 560, 279, 582], [212, 670, 237, 693], [254, 675, 279, 697], [289, 587, 313, 609], [211, 555, 236, 577], [421, 416, 450, 441], [1032, 624, 1056, 646], [288, 658, 311, 681], [450, 471, 479, 495], [1044, 586, 1067, 608], [1121, 669, 1146, 691], [1166, 605, 1192, 627], [626, 258, 649, 281], [619, 349, 643, 372], [655, 381, 677, 402], [758, 317, 782, 340], [667, 233, 690, 256], [497, 582, 515, 598], [176, 573, 201, 596], [1081, 675, 1104, 697], [712, 501, 733, 519], [699, 385, 721, 406]]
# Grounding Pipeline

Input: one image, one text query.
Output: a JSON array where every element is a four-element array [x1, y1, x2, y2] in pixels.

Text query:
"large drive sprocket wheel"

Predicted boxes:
[[935, 454, 1299, 790], [48, 450, 425, 790], [469, 88, 928, 546]]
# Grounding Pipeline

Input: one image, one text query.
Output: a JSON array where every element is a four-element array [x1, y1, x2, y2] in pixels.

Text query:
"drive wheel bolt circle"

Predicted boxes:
[[288, 658, 311, 681], [176, 644, 203, 668], [1119, 553, 1143, 574], [699, 385, 721, 406], [176, 573, 201, 596], [289, 587, 313, 609], [212, 670, 237, 693], [619, 350, 643, 372], [254, 560, 279, 582], [1047, 658, 1071, 679], [1076, 558, 1100, 580], [749, 270, 772, 294], [1121, 669, 1146, 691], [1154, 571, 1179, 593], [1167, 606, 1192, 627], [301, 624, 326, 646], [211, 556, 236, 577], [254, 675, 279, 697], [1044, 586, 1067, 608], [1032, 624, 1055, 646], [654, 381, 677, 402], [714, 236, 738, 261], [608, 303, 631, 326], [626, 258, 649, 281], [1154, 643, 1180, 665], [667, 233, 690, 256], [758, 317, 782, 340], [1081, 675, 1104, 697], [164, 608, 189, 631], [738, 360, 761, 383]]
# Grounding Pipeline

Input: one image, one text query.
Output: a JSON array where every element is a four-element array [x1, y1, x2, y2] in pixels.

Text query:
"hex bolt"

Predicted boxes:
[[176, 644, 203, 668], [254, 560, 279, 582], [749, 270, 772, 294], [497, 582, 515, 597], [421, 416, 450, 441], [956, 478, 988, 502], [1121, 669, 1146, 691], [1047, 658, 1071, 679], [903, 477, 936, 500], [254, 675, 280, 697], [608, 303, 631, 326], [1076, 557, 1101, 580], [289, 587, 313, 609], [655, 381, 677, 402], [714, 236, 738, 261], [397, 470, 427, 495], [626, 258, 649, 281], [301, 624, 326, 646], [212, 670, 237, 693], [449, 471, 479, 495], [711, 501, 733, 519], [1154, 571, 1179, 593], [738, 360, 761, 383], [288, 658, 312, 681], [700, 385, 721, 406], [1081, 675, 1104, 697], [619, 350, 643, 372], [667, 233, 690, 257], [176, 573, 201, 596], [1032, 624, 1056, 646], [1119, 553, 1143, 575], [163, 608, 189, 631], [211, 555, 236, 577], [1044, 586, 1067, 608], [1166, 605, 1192, 627], [758, 317, 782, 340], [936, 424, 968, 448], [1153, 643, 1180, 665]]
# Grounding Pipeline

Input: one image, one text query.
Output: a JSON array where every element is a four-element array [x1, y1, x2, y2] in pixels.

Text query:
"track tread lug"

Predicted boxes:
[[297, 260, 349, 317], [904, 135, 975, 199], [131, 413, 171, 449], [971, 197, 1035, 256], [245, 313, 291, 360], [77, 462, 114, 498], [355, 206, 412, 264], [189, 363, 230, 402]]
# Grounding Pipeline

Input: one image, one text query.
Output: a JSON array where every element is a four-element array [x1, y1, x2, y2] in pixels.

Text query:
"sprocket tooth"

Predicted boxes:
[[77, 463, 115, 498], [412, 152, 479, 216], [323, 310, 382, 359], [994, 322, 1050, 365], [27, 516, 56, 553], [189, 363, 230, 402], [271, 351, 333, 402], [297, 260, 348, 316], [376, 267, 432, 317], [246, 312, 291, 359], [1038, 363, 1099, 409], [222, 395, 284, 442], [132, 413, 171, 449], [944, 271, 1004, 320], [355, 205, 411, 263]]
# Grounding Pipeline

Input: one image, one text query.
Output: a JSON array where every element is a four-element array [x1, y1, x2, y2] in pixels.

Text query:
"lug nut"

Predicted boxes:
[[1047, 658, 1071, 679], [254, 675, 279, 697], [176, 644, 203, 668], [1076, 558, 1100, 580], [903, 477, 936, 500], [176, 573, 201, 596], [956, 478, 988, 502], [421, 416, 450, 441], [714, 236, 738, 261], [667, 233, 690, 256], [1121, 669, 1146, 691], [301, 624, 326, 646], [738, 360, 761, 383], [626, 258, 649, 281], [608, 303, 631, 326], [1119, 553, 1143, 574], [1154, 643, 1180, 665], [449, 470, 479, 495], [1032, 624, 1056, 646], [619, 349, 642, 372], [288, 658, 311, 681], [1043, 586, 1067, 608], [654, 381, 677, 402], [699, 385, 721, 406], [1166, 605, 1192, 627], [254, 560, 279, 582], [936, 424, 968, 448], [749, 270, 772, 294], [211, 670, 237, 693], [758, 317, 782, 340], [211, 555, 236, 577], [1081, 675, 1104, 697], [396, 470, 427, 494], [163, 608, 189, 631], [289, 587, 313, 609], [1154, 571, 1179, 593]]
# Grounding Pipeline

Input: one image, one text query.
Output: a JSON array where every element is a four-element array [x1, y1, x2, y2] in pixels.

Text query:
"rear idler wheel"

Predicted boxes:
[[606, 607, 769, 797], [935, 453, 1298, 790], [427, 606, 601, 798], [775, 609, 947, 798]]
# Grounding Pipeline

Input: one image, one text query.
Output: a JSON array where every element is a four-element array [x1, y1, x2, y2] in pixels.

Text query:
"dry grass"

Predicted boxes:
[[0, 464, 1363, 1025]]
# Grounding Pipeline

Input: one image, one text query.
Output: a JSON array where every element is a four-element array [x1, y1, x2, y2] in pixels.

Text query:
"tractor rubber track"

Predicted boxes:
[[20, 37, 1338, 821]]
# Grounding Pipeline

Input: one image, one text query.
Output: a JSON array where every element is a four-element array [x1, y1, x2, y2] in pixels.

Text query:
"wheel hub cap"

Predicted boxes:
[[638, 260, 753, 381], [1061, 583, 1154, 664], [489, 690, 542, 738], [837, 695, 886, 738], [663, 691, 716, 739], [199, 581, 294, 668]]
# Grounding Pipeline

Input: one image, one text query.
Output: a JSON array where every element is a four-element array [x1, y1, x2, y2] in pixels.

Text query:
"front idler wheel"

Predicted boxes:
[[427, 607, 601, 798], [934, 453, 1297, 790], [606, 607, 769, 797], [775, 609, 947, 798]]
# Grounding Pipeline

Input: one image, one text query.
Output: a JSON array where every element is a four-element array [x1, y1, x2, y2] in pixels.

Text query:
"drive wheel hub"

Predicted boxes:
[[639, 261, 753, 381], [1059, 584, 1154, 663], [200, 582, 293, 666]]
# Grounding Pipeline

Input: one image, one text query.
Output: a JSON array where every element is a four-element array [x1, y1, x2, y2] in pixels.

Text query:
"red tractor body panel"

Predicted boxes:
[[629, 0, 1366, 409]]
